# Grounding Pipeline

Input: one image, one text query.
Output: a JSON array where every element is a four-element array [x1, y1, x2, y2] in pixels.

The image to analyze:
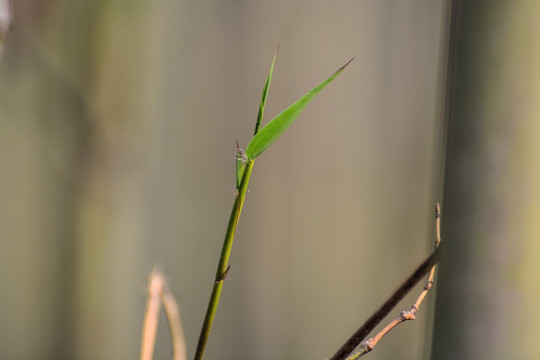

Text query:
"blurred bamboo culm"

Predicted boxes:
[[0, 0, 11, 60], [1, 2, 451, 360], [432, 1, 540, 359]]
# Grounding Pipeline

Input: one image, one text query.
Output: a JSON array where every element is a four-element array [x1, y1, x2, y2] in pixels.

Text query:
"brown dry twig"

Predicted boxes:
[[344, 204, 442, 360], [140, 269, 186, 360], [140, 270, 163, 360], [161, 280, 187, 360], [328, 204, 442, 360]]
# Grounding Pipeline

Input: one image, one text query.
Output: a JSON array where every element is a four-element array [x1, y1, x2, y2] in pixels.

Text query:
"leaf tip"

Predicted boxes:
[[338, 57, 355, 72]]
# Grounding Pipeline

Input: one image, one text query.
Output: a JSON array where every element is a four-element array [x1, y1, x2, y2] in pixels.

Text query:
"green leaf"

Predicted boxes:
[[246, 57, 354, 160], [254, 46, 279, 136], [235, 140, 246, 189]]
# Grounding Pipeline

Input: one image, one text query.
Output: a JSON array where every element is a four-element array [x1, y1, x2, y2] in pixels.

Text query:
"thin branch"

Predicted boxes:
[[140, 270, 187, 360], [140, 270, 165, 360], [328, 205, 443, 360], [344, 204, 443, 360], [193, 160, 255, 360], [161, 279, 187, 360], [435, 203, 441, 247]]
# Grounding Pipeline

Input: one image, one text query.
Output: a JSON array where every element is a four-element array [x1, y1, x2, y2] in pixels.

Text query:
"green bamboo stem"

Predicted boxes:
[[193, 160, 255, 360], [192, 54, 349, 360]]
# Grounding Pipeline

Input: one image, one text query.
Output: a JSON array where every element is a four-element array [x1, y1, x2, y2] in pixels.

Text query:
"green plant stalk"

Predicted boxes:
[[193, 160, 255, 360], [193, 54, 350, 360]]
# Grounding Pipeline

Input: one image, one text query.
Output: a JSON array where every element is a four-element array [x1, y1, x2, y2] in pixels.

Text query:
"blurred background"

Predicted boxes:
[[1, 1, 538, 360], [0, 0, 448, 359]]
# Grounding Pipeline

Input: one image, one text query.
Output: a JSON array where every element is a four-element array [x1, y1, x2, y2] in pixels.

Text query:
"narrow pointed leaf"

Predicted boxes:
[[235, 140, 246, 189], [246, 58, 354, 160], [254, 46, 279, 135]]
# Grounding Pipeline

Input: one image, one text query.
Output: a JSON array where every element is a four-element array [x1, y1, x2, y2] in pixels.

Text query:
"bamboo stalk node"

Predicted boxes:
[[215, 265, 231, 284]]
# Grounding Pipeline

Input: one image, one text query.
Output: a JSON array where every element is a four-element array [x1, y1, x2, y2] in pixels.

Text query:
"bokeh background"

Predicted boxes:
[[2, 1, 539, 360], [0, 0, 451, 359]]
